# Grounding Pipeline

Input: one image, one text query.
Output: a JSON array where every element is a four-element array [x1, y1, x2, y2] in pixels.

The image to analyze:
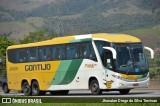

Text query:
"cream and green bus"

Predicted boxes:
[[6, 33, 154, 96]]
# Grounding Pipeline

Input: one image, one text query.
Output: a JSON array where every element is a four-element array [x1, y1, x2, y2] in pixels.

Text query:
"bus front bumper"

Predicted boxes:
[[116, 78, 150, 89], [101, 78, 150, 89]]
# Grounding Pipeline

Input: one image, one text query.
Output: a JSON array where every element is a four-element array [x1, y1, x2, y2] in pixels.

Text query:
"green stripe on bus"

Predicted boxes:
[[70, 38, 92, 43], [59, 59, 83, 85], [136, 73, 148, 79], [70, 39, 81, 43], [50, 60, 72, 85], [80, 38, 92, 42]]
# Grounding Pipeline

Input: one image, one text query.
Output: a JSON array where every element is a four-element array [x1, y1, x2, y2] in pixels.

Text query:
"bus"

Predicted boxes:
[[6, 33, 154, 96]]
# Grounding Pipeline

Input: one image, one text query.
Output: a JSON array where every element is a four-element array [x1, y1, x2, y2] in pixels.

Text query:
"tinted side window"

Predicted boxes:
[[89, 43, 97, 61], [66, 44, 79, 59], [80, 42, 97, 61], [17, 49, 28, 62], [28, 47, 38, 62], [39, 46, 52, 61], [52, 45, 66, 60], [80, 43, 88, 58], [95, 41, 110, 57], [95, 41, 113, 68], [8, 49, 17, 63]]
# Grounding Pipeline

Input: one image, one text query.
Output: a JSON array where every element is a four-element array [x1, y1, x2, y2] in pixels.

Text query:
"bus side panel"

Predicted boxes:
[[41, 61, 61, 90], [7, 62, 20, 90], [47, 59, 105, 90], [6, 61, 60, 91], [7, 73, 18, 90]]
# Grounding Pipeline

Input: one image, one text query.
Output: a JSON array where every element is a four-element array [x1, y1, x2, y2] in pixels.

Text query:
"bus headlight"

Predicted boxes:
[[112, 74, 123, 80], [119, 83, 124, 87]]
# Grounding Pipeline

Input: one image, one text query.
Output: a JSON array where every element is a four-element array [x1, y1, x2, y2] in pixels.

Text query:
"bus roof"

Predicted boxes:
[[7, 33, 141, 49]]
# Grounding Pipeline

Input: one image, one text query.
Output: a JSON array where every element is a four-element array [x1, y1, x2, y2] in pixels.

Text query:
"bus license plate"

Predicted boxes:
[[133, 83, 139, 86]]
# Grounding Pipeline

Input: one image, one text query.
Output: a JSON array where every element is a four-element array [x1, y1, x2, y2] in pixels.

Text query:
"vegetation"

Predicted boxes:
[[0, 36, 15, 56], [0, 36, 16, 76], [19, 29, 57, 44], [155, 55, 160, 67]]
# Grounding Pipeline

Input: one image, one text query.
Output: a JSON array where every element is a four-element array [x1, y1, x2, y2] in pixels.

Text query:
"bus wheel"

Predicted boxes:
[[90, 79, 102, 95], [3, 83, 10, 93], [22, 81, 31, 96], [50, 90, 69, 95], [31, 81, 41, 96], [119, 89, 130, 95]]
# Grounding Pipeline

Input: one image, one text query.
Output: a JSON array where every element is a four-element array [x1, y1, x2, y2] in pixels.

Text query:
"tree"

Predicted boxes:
[[0, 36, 16, 76], [19, 30, 57, 44], [0, 37, 16, 56], [155, 55, 160, 67]]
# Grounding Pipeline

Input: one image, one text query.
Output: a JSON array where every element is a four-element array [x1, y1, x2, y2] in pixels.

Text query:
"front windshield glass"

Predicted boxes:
[[113, 43, 148, 74], [95, 41, 148, 75]]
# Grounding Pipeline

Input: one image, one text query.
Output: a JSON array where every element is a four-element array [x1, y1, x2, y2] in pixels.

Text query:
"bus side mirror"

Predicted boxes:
[[144, 46, 154, 59], [103, 47, 117, 59]]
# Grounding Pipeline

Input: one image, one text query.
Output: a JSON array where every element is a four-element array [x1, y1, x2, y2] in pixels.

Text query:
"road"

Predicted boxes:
[[0, 89, 160, 97]]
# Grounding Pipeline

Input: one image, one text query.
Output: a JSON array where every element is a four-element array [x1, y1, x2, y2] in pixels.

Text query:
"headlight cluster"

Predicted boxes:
[[112, 74, 123, 80]]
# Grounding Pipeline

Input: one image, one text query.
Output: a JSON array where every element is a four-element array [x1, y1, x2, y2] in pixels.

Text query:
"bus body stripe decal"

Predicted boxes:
[[49, 60, 72, 85], [59, 59, 83, 85], [50, 59, 83, 85], [70, 38, 92, 43]]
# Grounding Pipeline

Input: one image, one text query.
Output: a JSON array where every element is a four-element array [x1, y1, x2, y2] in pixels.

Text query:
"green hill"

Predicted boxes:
[[123, 28, 160, 49], [0, 0, 160, 42]]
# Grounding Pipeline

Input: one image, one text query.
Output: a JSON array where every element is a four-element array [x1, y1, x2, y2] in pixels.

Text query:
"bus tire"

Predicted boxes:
[[31, 81, 41, 96], [119, 89, 130, 95], [3, 83, 10, 93], [90, 79, 102, 95], [22, 81, 32, 96], [50, 90, 69, 95]]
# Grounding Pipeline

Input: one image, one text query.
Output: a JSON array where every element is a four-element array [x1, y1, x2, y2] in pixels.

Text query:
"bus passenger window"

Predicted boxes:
[[80, 43, 88, 58], [8, 49, 17, 63], [39, 47, 52, 61], [58, 45, 66, 60], [80, 42, 97, 61], [88, 43, 96, 61], [28, 48, 38, 62], [52, 45, 66, 60], [18, 49, 28, 62], [53, 46, 59, 60], [66, 44, 79, 59]]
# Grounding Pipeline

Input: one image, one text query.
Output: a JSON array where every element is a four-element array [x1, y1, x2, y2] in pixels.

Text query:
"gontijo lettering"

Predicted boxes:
[[25, 64, 51, 71]]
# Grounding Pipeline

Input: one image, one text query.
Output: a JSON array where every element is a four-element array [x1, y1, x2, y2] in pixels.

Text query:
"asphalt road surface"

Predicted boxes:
[[0, 89, 160, 97]]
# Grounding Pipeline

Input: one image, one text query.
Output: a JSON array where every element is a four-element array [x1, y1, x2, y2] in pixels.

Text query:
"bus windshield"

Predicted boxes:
[[112, 43, 148, 74]]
